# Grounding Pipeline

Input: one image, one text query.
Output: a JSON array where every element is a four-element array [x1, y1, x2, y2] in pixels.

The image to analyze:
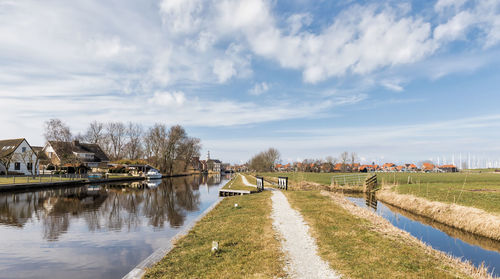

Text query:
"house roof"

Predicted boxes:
[[440, 164, 457, 168], [0, 138, 26, 158], [48, 141, 109, 163]]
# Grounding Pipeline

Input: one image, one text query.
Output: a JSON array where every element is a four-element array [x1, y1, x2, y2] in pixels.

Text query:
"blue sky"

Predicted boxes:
[[1, 0, 500, 165]]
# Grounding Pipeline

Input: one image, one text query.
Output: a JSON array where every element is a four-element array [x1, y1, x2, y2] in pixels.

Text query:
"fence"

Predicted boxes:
[[278, 177, 288, 190], [331, 174, 369, 186], [0, 174, 88, 185], [256, 176, 264, 192]]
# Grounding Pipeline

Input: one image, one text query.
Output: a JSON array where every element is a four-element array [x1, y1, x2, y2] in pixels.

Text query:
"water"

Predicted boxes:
[[0, 174, 228, 279], [347, 194, 500, 277]]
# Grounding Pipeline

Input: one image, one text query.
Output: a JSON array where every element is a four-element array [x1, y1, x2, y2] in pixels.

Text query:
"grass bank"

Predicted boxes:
[[221, 174, 258, 192], [377, 190, 500, 241], [378, 172, 500, 215], [283, 190, 491, 279], [144, 190, 285, 279]]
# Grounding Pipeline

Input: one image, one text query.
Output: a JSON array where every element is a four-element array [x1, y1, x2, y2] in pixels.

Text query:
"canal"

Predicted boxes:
[[347, 194, 500, 277], [0, 174, 228, 279]]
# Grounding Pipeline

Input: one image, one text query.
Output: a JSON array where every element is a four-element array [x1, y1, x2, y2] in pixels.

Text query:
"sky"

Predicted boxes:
[[1, 0, 500, 165]]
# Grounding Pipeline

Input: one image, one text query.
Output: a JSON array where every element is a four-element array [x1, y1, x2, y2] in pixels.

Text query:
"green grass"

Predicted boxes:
[[0, 176, 75, 185], [379, 172, 500, 215], [144, 191, 285, 279], [260, 171, 500, 214], [284, 190, 472, 279], [221, 174, 258, 192]]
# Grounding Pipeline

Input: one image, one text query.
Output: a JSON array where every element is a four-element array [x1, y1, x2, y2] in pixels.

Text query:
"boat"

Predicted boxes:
[[145, 169, 162, 180], [88, 173, 103, 180], [146, 179, 162, 188]]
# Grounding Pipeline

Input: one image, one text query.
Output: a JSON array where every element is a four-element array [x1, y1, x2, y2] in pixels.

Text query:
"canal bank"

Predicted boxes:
[[344, 192, 500, 277], [377, 189, 500, 241]]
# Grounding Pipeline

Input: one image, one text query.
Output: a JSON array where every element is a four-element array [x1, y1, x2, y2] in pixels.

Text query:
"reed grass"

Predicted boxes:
[[377, 189, 500, 241]]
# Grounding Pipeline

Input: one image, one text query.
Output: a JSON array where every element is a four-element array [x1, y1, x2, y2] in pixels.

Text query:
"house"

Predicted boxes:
[[421, 162, 437, 172], [439, 164, 458, 172], [0, 138, 39, 175], [42, 140, 109, 172], [208, 159, 222, 173]]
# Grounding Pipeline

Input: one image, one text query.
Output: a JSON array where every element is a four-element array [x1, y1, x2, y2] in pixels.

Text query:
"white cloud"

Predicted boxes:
[[286, 13, 313, 35], [213, 59, 236, 83], [212, 43, 251, 83], [248, 82, 269, 96], [149, 91, 186, 107], [159, 0, 203, 34], [381, 80, 404, 92]]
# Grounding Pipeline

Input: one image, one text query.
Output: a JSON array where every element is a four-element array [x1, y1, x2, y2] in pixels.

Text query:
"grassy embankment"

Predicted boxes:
[[376, 172, 500, 241], [284, 190, 492, 279], [220, 174, 258, 192], [377, 172, 500, 214], [144, 190, 284, 279]]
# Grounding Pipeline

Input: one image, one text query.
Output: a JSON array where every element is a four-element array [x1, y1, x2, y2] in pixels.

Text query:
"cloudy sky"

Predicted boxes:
[[1, 0, 500, 164]]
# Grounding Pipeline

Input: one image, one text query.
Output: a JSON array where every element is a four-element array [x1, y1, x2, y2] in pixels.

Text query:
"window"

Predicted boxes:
[[14, 162, 20, 170], [22, 147, 26, 153], [27, 163, 33, 171]]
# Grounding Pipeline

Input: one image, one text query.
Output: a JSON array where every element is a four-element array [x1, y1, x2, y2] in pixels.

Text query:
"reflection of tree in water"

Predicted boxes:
[[175, 178, 200, 212], [0, 177, 204, 241], [143, 179, 183, 228]]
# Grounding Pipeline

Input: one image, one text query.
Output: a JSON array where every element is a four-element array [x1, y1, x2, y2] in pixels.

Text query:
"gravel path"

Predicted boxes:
[[271, 190, 340, 279], [240, 174, 256, 187]]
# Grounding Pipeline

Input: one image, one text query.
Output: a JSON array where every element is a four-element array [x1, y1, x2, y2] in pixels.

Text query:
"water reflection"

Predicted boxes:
[[0, 174, 228, 279], [346, 194, 500, 277], [0, 175, 219, 241]]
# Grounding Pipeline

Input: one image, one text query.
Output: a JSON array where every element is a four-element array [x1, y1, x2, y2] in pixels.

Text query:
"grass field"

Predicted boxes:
[[144, 190, 285, 279], [378, 172, 500, 214], [258, 171, 500, 214], [284, 190, 478, 279]]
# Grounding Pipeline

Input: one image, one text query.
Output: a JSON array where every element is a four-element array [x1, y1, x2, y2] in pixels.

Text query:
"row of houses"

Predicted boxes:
[[273, 162, 458, 173], [0, 138, 225, 176], [0, 138, 110, 175]]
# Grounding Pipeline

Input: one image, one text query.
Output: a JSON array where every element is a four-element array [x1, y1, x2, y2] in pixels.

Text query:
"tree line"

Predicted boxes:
[[44, 119, 201, 175], [246, 149, 359, 173]]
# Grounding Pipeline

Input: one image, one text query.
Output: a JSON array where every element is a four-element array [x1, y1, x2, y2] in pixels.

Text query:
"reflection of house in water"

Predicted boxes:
[[0, 186, 108, 240], [0, 177, 209, 241]]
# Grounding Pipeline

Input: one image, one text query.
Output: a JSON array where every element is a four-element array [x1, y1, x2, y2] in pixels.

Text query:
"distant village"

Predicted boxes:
[[230, 162, 459, 173]]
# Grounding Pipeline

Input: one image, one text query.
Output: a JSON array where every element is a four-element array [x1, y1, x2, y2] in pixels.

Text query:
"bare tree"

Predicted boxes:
[[249, 147, 281, 172], [350, 152, 357, 172], [84, 121, 106, 144], [165, 125, 187, 175], [106, 122, 127, 161], [179, 137, 201, 171], [44, 119, 72, 142], [124, 122, 143, 160], [340, 151, 349, 172], [144, 124, 168, 171]]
